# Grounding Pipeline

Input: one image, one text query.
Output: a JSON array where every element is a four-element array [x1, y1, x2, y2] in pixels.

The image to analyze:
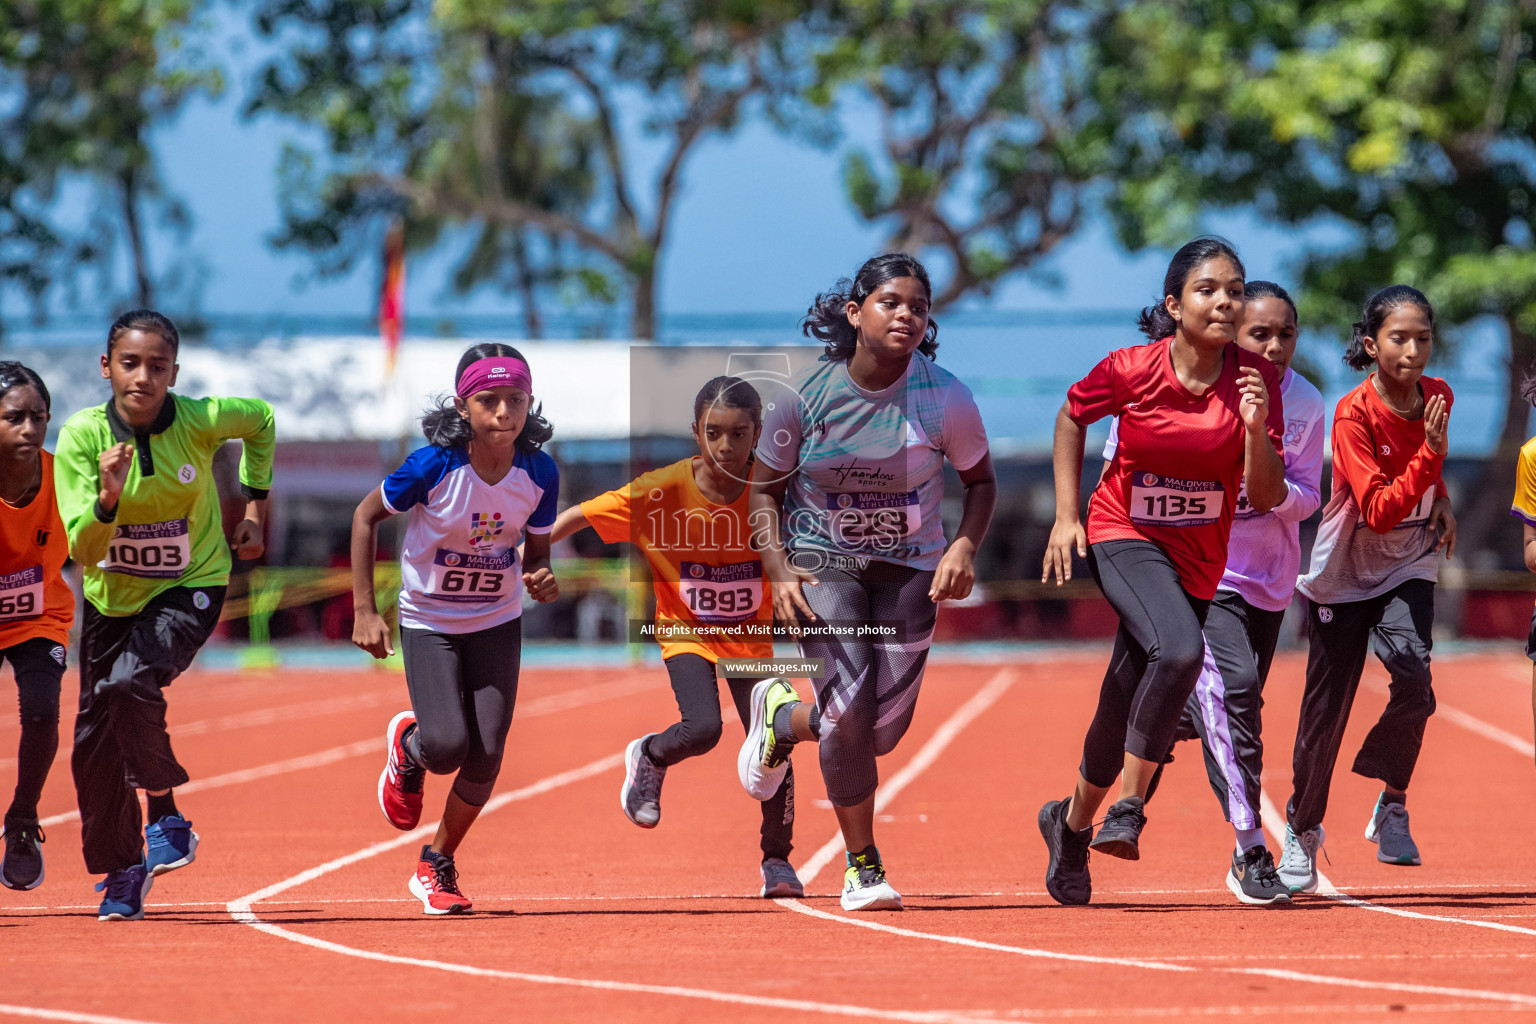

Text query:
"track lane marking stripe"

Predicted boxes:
[[227, 752, 1013, 1024]]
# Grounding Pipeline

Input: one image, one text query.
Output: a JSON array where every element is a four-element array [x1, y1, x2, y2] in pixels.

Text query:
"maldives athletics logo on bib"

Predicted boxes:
[[469, 512, 504, 550]]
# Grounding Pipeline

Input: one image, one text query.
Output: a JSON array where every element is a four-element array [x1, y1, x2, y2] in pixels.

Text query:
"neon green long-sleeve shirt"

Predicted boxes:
[[54, 393, 275, 617]]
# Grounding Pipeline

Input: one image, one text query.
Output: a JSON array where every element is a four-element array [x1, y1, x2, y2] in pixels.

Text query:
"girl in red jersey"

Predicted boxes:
[[0, 363, 74, 891], [1277, 285, 1454, 892], [1038, 237, 1287, 906]]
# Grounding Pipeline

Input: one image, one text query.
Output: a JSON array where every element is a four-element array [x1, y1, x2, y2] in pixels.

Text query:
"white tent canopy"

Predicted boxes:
[[23, 338, 638, 442]]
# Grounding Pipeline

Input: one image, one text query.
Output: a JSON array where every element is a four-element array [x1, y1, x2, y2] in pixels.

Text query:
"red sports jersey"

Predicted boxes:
[[1067, 337, 1284, 600], [1297, 374, 1452, 604]]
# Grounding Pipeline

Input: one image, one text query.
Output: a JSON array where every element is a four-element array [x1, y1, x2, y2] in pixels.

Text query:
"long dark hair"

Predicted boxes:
[[107, 309, 180, 354], [801, 253, 939, 361], [1137, 236, 1246, 340], [421, 342, 554, 452], [693, 375, 762, 427], [1244, 280, 1296, 321], [0, 361, 50, 412], [1344, 285, 1436, 371]]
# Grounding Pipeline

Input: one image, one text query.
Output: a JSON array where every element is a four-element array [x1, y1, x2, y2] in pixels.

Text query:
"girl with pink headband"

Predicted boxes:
[[351, 342, 560, 915]]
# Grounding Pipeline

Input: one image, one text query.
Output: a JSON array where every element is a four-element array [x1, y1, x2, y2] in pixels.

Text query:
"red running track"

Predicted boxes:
[[1, 650, 1534, 1022]]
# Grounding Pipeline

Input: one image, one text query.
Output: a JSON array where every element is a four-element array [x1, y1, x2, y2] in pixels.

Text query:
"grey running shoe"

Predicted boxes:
[[0, 816, 44, 891], [1038, 797, 1092, 905], [1365, 793, 1421, 865], [1088, 796, 1147, 861], [1226, 845, 1291, 906], [620, 734, 666, 828], [1277, 823, 1325, 893], [759, 857, 804, 898]]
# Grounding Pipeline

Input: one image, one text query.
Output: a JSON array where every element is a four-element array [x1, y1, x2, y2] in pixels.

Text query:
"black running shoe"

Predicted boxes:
[[1226, 845, 1291, 906], [0, 816, 44, 891], [1038, 798, 1092, 905], [1088, 796, 1147, 861]]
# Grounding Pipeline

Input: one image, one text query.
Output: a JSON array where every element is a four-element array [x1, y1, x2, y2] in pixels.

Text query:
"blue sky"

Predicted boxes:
[[108, 8, 1334, 323]]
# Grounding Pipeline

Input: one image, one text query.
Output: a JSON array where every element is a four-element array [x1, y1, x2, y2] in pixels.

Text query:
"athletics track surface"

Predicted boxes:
[[2, 649, 1534, 1023]]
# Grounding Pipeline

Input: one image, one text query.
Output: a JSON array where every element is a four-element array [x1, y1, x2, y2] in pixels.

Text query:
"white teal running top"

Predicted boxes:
[[756, 354, 988, 571], [381, 444, 559, 634]]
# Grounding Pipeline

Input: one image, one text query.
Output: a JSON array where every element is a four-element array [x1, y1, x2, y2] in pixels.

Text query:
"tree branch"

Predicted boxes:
[[370, 173, 630, 265]]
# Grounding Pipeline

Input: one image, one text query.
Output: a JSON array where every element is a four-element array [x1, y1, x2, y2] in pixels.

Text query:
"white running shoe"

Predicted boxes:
[[737, 678, 799, 801], [1276, 823, 1325, 894], [840, 850, 903, 912]]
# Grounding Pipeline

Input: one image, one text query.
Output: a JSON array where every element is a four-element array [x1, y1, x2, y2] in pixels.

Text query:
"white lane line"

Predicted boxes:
[[778, 674, 1536, 1008], [33, 671, 664, 827], [0, 1006, 172, 1024], [39, 739, 381, 828], [798, 669, 1016, 888], [226, 752, 1010, 1024], [1362, 677, 1535, 759], [1257, 790, 1536, 938]]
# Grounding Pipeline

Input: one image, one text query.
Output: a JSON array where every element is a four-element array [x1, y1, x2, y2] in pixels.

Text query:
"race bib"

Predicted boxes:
[[424, 548, 514, 603], [1233, 483, 1258, 520], [678, 560, 762, 623], [0, 566, 44, 621], [1396, 490, 1436, 529], [102, 520, 191, 578], [826, 491, 920, 549], [1129, 473, 1223, 527]]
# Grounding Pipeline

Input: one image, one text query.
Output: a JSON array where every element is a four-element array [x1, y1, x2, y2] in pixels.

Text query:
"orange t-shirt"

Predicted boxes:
[[0, 450, 74, 649], [581, 457, 771, 663]]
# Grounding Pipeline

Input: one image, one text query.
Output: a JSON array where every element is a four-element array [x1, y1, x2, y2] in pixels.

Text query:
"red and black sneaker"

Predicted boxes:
[[408, 845, 472, 915], [378, 710, 425, 830]]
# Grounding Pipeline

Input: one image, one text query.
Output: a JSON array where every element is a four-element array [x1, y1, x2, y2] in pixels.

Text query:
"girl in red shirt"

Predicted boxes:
[[0, 363, 74, 891], [1278, 285, 1454, 892], [1039, 237, 1287, 905]]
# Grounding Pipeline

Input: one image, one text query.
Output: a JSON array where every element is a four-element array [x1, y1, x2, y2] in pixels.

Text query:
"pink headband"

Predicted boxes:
[[456, 357, 532, 399]]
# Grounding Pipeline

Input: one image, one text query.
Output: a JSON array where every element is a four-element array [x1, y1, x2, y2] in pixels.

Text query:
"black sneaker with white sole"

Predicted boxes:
[[1226, 845, 1291, 906], [1088, 796, 1147, 861], [1038, 797, 1092, 905]]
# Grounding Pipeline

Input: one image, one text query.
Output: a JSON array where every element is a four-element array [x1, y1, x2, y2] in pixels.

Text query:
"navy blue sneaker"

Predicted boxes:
[[96, 864, 153, 921], [145, 815, 198, 875]]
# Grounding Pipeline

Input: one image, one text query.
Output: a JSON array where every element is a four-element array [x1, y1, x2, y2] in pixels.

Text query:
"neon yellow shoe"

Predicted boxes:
[[737, 678, 799, 801], [841, 848, 902, 911]]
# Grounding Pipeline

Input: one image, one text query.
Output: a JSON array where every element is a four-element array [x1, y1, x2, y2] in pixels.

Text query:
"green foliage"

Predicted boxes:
[[0, 0, 220, 318], [1096, 1, 1536, 410], [250, 0, 810, 338], [807, 0, 1112, 308]]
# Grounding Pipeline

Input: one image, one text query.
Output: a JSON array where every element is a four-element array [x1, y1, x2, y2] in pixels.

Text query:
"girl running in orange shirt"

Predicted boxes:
[[550, 376, 802, 898], [0, 363, 75, 891]]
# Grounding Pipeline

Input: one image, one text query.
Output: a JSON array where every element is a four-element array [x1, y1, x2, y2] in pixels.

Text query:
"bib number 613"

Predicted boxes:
[[441, 569, 503, 594]]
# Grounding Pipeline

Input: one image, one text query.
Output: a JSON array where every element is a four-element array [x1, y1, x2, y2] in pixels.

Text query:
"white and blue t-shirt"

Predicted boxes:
[[380, 445, 559, 634]]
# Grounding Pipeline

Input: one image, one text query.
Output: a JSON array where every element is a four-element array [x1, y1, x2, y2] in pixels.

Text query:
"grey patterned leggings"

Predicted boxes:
[[797, 559, 937, 807]]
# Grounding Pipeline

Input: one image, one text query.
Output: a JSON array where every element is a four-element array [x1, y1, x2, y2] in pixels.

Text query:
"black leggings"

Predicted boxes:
[[1081, 540, 1211, 788], [400, 617, 522, 808], [1287, 579, 1435, 833], [2, 637, 65, 821], [648, 653, 794, 861]]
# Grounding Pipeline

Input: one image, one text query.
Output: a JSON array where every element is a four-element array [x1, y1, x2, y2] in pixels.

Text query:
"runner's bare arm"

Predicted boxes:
[[522, 531, 559, 603], [1044, 403, 1088, 585], [350, 488, 394, 659], [931, 453, 996, 602], [750, 472, 817, 624]]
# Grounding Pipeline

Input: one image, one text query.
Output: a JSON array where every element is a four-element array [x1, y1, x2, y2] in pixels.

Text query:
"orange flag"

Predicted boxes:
[[379, 221, 406, 378]]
